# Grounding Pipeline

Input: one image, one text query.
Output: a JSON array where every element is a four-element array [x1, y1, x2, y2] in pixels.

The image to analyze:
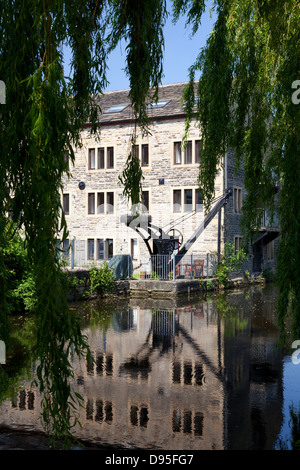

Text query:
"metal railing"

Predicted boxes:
[[59, 238, 218, 280]]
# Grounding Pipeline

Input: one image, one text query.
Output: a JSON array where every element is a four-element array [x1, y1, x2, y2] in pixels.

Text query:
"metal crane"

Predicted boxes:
[[121, 188, 232, 276]]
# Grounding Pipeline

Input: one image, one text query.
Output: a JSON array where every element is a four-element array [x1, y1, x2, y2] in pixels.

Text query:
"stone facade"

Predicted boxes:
[[61, 82, 278, 276]]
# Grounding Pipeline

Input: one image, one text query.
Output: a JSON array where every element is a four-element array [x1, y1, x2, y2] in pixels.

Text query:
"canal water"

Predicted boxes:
[[0, 283, 300, 450]]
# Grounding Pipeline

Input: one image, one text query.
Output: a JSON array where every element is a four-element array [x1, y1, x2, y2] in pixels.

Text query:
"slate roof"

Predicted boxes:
[[93, 82, 192, 125]]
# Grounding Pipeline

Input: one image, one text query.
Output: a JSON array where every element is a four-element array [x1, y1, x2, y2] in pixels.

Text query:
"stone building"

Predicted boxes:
[[60, 82, 279, 277]]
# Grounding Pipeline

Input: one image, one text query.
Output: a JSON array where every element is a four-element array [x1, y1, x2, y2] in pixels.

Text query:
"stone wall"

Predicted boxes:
[[62, 116, 223, 269]]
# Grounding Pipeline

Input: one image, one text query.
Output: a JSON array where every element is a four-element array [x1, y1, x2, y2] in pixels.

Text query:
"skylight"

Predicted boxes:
[[147, 100, 170, 109], [104, 104, 128, 113]]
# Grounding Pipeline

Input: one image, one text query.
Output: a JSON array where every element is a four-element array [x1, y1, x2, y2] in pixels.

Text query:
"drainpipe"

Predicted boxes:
[[71, 236, 76, 269]]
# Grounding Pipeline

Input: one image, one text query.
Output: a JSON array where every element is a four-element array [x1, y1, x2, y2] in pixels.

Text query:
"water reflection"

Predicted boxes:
[[1, 285, 299, 449]]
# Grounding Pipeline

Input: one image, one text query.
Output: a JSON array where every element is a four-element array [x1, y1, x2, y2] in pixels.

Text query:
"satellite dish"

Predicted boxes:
[[78, 181, 85, 190]]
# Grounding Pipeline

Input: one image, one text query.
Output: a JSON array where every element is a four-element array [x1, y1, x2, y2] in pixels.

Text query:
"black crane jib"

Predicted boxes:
[[175, 188, 232, 265], [120, 188, 232, 263]]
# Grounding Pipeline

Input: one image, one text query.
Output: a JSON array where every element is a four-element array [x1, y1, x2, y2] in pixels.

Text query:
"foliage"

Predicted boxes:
[[90, 263, 116, 297], [2, 224, 37, 314], [216, 241, 248, 287], [262, 267, 274, 283], [175, 0, 300, 339], [0, 0, 298, 446], [0, 0, 168, 445], [277, 405, 300, 450]]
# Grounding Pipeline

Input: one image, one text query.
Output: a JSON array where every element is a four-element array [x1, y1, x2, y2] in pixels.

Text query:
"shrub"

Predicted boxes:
[[216, 241, 248, 287], [89, 263, 115, 297], [3, 224, 37, 314]]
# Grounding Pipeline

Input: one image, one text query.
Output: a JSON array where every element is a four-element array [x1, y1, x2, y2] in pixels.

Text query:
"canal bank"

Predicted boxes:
[[65, 267, 265, 301]]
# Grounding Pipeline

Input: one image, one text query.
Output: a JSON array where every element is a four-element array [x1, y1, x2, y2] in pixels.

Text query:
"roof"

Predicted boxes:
[[93, 82, 192, 125]]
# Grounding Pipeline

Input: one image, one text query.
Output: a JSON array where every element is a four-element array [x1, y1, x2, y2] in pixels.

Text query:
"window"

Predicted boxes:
[[88, 239, 95, 260], [88, 193, 95, 214], [97, 239, 104, 260], [141, 191, 149, 213], [98, 148, 105, 169], [184, 141, 192, 164], [173, 140, 203, 165], [97, 192, 105, 214], [107, 147, 114, 169], [234, 236, 243, 254], [141, 144, 149, 167], [104, 104, 128, 113], [147, 100, 170, 109], [173, 188, 203, 213], [88, 148, 96, 170], [267, 240, 274, 261], [107, 239, 113, 259], [174, 142, 182, 165], [97, 239, 114, 260], [234, 188, 242, 214], [89, 191, 115, 215], [132, 143, 149, 167], [184, 189, 193, 212], [173, 190, 181, 213], [63, 194, 69, 215], [88, 146, 114, 170], [195, 189, 203, 210], [195, 140, 203, 164], [106, 192, 114, 214], [131, 239, 138, 261]]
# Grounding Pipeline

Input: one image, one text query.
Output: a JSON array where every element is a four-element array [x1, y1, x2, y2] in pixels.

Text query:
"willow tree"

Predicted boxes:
[[174, 0, 300, 341], [0, 0, 166, 445]]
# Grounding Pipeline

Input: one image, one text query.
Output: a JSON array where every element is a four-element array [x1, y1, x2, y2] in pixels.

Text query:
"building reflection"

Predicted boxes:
[[0, 286, 284, 450]]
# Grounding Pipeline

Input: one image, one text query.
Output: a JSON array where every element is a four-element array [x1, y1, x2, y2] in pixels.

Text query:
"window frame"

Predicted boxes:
[[88, 146, 115, 171], [63, 193, 70, 216], [233, 187, 243, 214], [172, 139, 203, 166], [141, 190, 150, 213], [88, 191, 115, 216], [88, 148, 96, 170], [172, 188, 204, 213], [87, 238, 95, 261], [88, 193, 95, 215], [96, 238, 114, 260], [234, 235, 243, 254]]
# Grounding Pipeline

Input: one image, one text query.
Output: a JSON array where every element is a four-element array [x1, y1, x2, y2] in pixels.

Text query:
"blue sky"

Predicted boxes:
[[63, 3, 216, 92], [105, 4, 215, 91]]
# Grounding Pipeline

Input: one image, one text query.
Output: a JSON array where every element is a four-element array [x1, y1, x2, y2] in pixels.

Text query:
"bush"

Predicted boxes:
[[3, 225, 37, 314], [216, 241, 248, 287], [262, 267, 274, 282], [89, 263, 115, 297]]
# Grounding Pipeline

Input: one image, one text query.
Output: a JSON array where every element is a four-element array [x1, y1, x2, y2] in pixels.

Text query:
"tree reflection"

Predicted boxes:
[[33, 270, 90, 448]]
